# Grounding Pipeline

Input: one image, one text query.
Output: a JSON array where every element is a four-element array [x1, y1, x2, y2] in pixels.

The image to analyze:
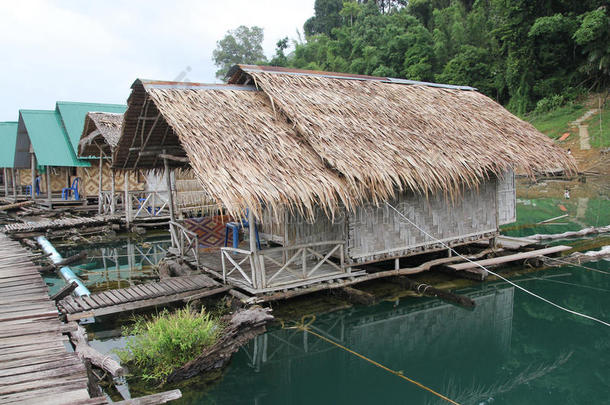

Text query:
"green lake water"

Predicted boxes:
[[43, 236, 171, 296], [72, 191, 609, 405]]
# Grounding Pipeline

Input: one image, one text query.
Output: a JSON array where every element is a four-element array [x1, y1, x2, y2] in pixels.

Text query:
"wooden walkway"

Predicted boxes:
[[2, 215, 120, 234], [59, 275, 229, 321], [0, 233, 104, 405]]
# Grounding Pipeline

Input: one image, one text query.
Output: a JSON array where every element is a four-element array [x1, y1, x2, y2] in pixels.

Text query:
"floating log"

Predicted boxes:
[[446, 245, 572, 272], [339, 286, 376, 305], [113, 389, 182, 404], [50, 281, 78, 302], [393, 277, 475, 308], [167, 307, 273, 382], [541, 245, 610, 266], [40, 251, 88, 272], [69, 323, 124, 377], [0, 200, 35, 211], [528, 225, 610, 241]]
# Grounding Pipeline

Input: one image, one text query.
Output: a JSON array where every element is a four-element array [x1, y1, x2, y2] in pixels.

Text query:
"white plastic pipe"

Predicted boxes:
[[36, 236, 90, 296]]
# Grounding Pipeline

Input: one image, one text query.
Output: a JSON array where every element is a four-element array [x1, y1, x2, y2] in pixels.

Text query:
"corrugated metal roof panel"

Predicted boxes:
[[0, 122, 18, 168], [18, 110, 90, 167], [56, 101, 126, 152]]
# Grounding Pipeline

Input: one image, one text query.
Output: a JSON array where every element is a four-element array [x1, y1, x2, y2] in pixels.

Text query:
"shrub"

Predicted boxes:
[[116, 306, 222, 382], [534, 94, 565, 114]]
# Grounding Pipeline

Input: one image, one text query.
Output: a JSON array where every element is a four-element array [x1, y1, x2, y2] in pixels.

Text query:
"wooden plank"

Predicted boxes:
[[72, 297, 91, 311], [0, 375, 88, 395], [447, 245, 572, 271], [0, 385, 90, 404], [70, 288, 229, 319]]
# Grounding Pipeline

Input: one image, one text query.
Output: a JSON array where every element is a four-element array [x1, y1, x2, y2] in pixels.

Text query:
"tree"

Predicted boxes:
[[270, 37, 290, 67], [304, 0, 344, 37], [573, 7, 610, 88], [212, 26, 266, 79]]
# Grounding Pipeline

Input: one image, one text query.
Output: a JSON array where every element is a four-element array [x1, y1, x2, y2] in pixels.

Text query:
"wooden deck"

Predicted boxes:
[[59, 274, 229, 321], [0, 233, 103, 405], [198, 244, 365, 295]]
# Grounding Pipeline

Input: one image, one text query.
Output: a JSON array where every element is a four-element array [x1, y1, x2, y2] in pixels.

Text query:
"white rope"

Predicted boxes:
[[385, 202, 610, 327]]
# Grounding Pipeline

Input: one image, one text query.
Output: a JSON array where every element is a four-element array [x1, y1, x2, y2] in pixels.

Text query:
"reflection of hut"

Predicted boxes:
[[112, 65, 574, 295], [211, 287, 515, 405], [0, 122, 22, 198], [78, 112, 145, 214]]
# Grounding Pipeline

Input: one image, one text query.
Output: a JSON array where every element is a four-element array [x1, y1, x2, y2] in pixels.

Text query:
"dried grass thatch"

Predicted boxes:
[[115, 66, 575, 218], [236, 66, 576, 202], [79, 112, 124, 157], [145, 87, 354, 218]]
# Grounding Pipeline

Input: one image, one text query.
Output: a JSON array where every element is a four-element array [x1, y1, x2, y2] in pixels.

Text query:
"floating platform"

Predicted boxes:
[[59, 274, 229, 321], [0, 233, 98, 404]]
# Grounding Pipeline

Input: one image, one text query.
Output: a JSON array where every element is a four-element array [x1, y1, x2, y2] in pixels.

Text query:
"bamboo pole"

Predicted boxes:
[[163, 153, 176, 222], [30, 153, 36, 201], [46, 166, 52, 203], [110, 168, 116, 214], [98, 149, 103, 215], [3, 168, 7, 197], [124, 171, 130, 225], [11, 169, 16, 198]]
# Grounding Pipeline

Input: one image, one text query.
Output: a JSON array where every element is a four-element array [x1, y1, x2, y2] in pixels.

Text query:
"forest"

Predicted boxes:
[[213, 0, 609, 115]]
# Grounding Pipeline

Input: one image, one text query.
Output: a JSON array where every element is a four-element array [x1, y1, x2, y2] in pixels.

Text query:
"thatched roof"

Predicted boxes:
[[79, 112, 124, 158], [113, 67, 574, 218], [229, 65, 576, 201]]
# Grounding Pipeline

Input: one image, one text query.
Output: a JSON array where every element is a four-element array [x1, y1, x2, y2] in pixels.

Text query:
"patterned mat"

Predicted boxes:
[[184, 215, 234, 249]]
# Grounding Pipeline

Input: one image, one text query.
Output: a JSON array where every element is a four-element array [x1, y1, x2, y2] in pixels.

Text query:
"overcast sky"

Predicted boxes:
[[0, 0, 314, 121]]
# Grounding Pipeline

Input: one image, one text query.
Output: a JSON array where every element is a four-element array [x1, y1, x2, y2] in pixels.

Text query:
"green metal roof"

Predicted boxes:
[[55, 101, 126, 152], [0, 122, 18, 168], [18, 110, 90, 167]]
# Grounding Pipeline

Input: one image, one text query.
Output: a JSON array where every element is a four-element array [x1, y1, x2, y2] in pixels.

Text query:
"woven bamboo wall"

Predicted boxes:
[[347, 178, 498, 263], [40, 168, 68, 193], [77, 163, 144, 197], [497, 168, 516, 225], [270, 176, 500, 265], [174, 170, 216, 212]]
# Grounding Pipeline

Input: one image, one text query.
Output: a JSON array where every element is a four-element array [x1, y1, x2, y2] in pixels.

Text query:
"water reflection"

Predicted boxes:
[[185, 286, 517, 405], [45, 236, 171, 295]]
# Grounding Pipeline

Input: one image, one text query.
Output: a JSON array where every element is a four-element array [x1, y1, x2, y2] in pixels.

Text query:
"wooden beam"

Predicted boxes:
[[158, 154, 189, 163], [49, 282, 78, 302]]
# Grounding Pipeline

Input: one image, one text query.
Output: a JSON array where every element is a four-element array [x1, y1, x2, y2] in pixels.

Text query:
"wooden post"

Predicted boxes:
[[11, 169, 16, 198], [248, 209, 261, 289], [30, 153, 36, 201], [3, 168, 7, 197], [110, 168, 116, 214], [163, 153, 176, 222], [46, 166, 52, 204], [124, 171, 130, 225], [97, 150, 103, 215]]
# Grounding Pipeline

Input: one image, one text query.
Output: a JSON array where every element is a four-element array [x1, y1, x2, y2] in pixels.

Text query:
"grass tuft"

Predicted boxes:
[[116, 305, 222, 382]]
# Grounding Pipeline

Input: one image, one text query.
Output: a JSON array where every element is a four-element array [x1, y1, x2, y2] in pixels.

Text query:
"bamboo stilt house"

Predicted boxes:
[[112, 65, 575, 294], [16, 109, 90, 202], [0, 121, 22, 198], [56, 102, 127, 199]]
